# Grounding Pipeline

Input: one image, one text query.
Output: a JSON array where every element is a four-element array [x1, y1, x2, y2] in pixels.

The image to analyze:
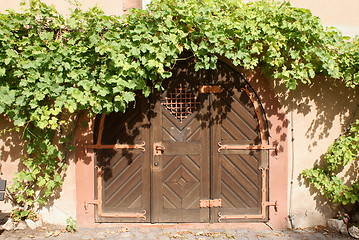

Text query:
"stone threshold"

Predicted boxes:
[[78, 222, 273, 230]]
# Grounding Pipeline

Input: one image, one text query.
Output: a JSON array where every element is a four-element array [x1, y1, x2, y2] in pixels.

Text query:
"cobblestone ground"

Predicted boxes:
[[0, 225, 354, 240]]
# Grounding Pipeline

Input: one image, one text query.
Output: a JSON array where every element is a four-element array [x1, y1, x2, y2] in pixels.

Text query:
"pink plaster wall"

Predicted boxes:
[[0, 0, 357, 229], [276, 78, 358, 228], [0, 115, 24, 212], [0, 0, 142, 16], [1, 0, 358, 36], [74, 115, 96, 226], [288, 0, 359, 36]]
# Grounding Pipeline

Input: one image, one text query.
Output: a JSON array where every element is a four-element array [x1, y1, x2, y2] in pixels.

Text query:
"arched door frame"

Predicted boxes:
[[75, 57, 289, 229]]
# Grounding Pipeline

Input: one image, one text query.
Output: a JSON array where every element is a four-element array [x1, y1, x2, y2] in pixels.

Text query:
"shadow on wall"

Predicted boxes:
[[298, 76, 357, 152], [0, 115, 27, 208], [282, 75, 357, 152], [239, 67, 289, 157], [298, 153, 359, 218], [246, 67, 357, 220], [0, 115, 24, 165], [281, 75, 357, 219]]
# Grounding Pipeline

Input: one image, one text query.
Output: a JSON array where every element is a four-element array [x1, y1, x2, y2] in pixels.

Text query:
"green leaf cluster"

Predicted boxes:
[[66, 217, 77, 233], [0, 0, 358, 129], [9, 127, 68, 207], [302, 120, 359, 206], [10, 208, 38, 222]]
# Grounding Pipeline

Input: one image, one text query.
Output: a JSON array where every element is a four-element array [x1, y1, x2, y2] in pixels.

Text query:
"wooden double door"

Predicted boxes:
[[93, 60, 270, 223]]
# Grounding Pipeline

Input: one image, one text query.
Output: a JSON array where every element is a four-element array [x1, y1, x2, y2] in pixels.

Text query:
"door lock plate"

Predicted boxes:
[[154, 142, 165, 156]]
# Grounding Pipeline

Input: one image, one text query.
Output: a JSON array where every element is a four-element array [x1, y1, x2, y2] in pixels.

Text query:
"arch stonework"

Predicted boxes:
[[74, 59, 288, 229]]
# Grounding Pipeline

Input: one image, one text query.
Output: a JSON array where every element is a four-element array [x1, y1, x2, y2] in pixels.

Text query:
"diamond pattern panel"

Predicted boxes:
[[163, 155, 200, 209]]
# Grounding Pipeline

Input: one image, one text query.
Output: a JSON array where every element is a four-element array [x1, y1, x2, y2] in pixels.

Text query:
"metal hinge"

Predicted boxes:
[[199, 85, 221, 93], [200, 199, 222, 208], [84, 166, 147, 220]]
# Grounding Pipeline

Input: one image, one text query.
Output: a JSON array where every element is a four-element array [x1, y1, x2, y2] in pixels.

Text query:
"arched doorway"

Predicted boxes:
[[87, 58, 278, 223]]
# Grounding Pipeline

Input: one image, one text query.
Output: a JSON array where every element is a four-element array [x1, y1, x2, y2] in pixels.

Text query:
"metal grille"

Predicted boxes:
[[161, 84, 199, 123]]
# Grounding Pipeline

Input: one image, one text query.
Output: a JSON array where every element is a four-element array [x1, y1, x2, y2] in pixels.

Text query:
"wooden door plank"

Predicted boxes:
[[152, 72, 210, 223], [104, 167, 142, 207], [210, 69, 267, 222], [221, 155, 260, 196], [221, 167, 259, 207], [95, 97, 151, 223]]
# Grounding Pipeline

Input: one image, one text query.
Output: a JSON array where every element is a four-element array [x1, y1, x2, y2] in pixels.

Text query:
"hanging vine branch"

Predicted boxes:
[[0, 0, 357, 210], [302, 120, 359, 209]]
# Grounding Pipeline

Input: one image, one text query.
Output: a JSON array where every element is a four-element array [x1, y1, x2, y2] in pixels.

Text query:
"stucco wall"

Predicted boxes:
[[0, 115, 24, 213], [285, 79, 358, 228], [288, 0, 359, 37], [0, 0, 358, 228], [0, 0, 142, 15], [271, 76, 358, 228], [39, 159, 77, 225], [1, 0, 359, 37], [0, 115, 77, 225]]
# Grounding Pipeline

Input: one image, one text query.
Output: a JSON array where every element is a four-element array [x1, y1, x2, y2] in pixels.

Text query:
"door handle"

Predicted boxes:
[[155, 145, 165, 151], [154, 142, 165, 156]]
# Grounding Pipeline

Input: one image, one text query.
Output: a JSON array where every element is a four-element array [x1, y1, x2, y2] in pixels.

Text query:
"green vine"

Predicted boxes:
[[0, 0, 358, 211], [302, 120, 359, 208], [8, 127, 69, 207]]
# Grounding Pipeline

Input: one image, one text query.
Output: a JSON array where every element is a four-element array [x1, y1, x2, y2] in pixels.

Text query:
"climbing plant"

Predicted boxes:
[[0, 0, 358, 210], [302, 120, 359, 212]]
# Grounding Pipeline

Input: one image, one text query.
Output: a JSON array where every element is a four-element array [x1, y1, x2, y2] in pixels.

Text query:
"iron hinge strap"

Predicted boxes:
[[218, 168, 278, 222], [86, 141, 145, 152], [84, 166, 146, 220], [199, 85, 221, 93], [218, 202, 278, 221], [84, 200, 146, 220], [217, 142, 277, 153]]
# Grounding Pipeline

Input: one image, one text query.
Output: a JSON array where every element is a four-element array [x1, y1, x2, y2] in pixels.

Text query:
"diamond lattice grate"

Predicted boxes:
[[161, 84, 199, 123]]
